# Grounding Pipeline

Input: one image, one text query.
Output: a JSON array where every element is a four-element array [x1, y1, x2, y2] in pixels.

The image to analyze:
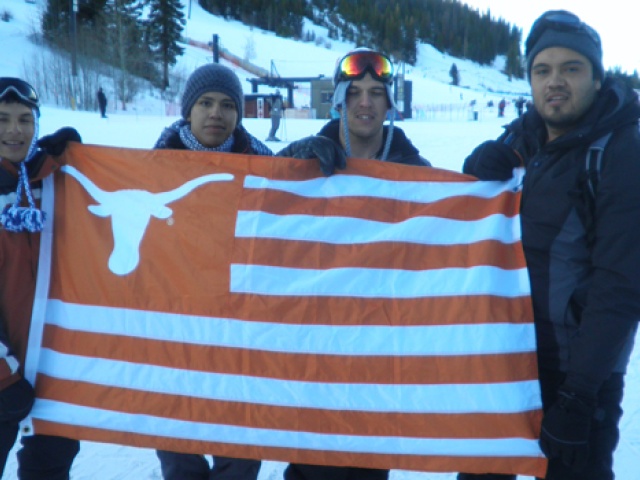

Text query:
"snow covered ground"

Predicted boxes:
[[1, 0, 639, 478]]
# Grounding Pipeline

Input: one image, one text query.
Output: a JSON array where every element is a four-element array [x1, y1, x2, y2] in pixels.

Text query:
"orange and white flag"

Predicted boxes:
[[23, 143, 546, 477]]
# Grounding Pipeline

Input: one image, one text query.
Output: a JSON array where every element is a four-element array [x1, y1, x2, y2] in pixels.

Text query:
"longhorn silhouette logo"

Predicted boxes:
[[62, 165, 234, 275]]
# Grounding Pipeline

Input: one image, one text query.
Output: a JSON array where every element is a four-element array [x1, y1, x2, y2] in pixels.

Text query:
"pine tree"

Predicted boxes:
[[146, 0, 186, 90], [504, 26, 524, 80], [101, 0, 150, 108], [42, 0, 72, 45]]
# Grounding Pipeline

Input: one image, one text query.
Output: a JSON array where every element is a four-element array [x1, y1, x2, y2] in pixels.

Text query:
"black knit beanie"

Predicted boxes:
[[526, 10, 604, 82], [181, 63, 244, 123]]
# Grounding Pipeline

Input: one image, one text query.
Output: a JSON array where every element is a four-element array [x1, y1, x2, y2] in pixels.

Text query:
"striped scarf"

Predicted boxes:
[[179, 123, 235, 153]]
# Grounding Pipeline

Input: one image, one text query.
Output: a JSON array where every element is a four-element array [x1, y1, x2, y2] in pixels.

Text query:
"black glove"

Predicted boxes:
[[0, 377, 35, 423], [37, 127, 82, 157], [276, 136, 346, 176], [462, 140, 522, 180], [539, 387, 597, 472]]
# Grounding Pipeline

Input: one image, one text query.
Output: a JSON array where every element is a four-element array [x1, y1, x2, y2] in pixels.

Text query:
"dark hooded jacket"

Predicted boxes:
[[318, 119, 431, 166], [464, 78, 640, 395]]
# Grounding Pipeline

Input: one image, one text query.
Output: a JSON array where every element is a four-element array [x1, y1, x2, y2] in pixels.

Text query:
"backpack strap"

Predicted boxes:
[[585, 132, 613, 198], [582, 132, 613, 247]]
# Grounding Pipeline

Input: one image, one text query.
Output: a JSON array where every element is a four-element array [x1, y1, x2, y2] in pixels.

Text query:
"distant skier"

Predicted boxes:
[[498, 98, 506, 117], [515, 96, 525, 117], [265, 89, 283, 141], [97, 87, 107, 118]]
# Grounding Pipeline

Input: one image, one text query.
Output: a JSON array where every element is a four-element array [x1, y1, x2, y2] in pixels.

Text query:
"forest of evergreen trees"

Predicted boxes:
[[198, 0, 525, 79], [192, 0, 640, 87]]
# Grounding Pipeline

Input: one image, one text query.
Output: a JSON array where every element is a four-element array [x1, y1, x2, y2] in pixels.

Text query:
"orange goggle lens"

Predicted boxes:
[[338, 52, 393, 82]]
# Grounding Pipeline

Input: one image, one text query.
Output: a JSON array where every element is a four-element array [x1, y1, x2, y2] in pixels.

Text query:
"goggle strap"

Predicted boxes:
[[340, 108, 351, 158], [381, 114, 394, 162]]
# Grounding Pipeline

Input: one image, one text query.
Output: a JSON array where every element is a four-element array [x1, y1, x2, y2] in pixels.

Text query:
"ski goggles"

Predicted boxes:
[[336, 51, 394, 84], [525, 11, 601, 57], [0, 77, 40, 111]]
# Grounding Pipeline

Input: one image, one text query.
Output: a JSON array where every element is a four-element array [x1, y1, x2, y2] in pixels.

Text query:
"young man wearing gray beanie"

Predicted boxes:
[[155, 63, 273, 155], [458, 10, 640, 480], [154, 62, 266, 480], [156, 63, 342, 169], [154, 62, 346, 480]]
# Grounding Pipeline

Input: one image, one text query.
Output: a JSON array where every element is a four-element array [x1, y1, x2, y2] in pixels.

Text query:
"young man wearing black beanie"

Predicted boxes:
[[458, 10, 640, 480]]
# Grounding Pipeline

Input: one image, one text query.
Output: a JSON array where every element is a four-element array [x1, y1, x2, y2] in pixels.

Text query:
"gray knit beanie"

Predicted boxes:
[[526, 10, 604, 82], [181, 63, 244, 123]]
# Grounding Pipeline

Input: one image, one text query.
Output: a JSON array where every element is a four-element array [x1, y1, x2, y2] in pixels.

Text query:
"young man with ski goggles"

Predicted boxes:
[[281, 48, 429, 174], [281, 48, 430, 480]]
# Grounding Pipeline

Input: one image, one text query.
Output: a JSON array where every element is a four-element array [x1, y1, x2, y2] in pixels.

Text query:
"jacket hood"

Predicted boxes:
[[578, 77, 640, 140]]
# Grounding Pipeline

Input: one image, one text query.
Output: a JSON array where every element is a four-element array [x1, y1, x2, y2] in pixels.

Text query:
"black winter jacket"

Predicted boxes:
[[464, 78, 640, 395], [318, 119, 431, 166]]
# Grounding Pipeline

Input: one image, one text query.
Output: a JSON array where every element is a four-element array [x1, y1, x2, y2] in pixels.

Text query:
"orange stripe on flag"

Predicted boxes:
[[232, 238, 526, 271], [239, 187, 521, 222], [226, 294, 533, 326]]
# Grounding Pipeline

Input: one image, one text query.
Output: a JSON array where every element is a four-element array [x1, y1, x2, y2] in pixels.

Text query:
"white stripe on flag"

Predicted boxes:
[[230, 265, 530, 298], [38, 348, 542, 414], [46, 300, 536, 356], [235, 211, 520, 244], [31, 399, 544, 458], [243, 174, 520, 202]]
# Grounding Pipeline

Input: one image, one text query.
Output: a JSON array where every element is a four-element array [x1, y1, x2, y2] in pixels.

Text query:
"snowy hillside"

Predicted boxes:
[[1, 0, 531, 116]]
